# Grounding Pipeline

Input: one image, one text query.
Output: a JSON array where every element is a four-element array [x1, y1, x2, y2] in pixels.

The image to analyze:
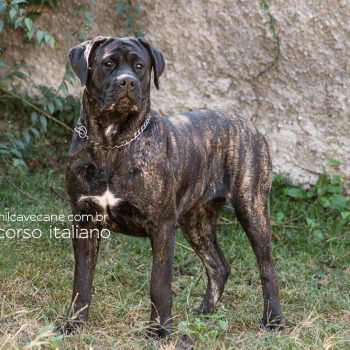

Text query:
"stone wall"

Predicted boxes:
[[3, 0, 350, 184]]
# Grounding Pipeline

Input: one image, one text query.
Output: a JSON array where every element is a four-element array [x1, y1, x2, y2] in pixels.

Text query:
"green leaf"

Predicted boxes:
[[306, 217, 316, 228], [328, 159, 341, 168], [54, 97, 63, 110], [0, 19, 4, 32], [12, 71, 27, 80], [46, 102, 55, 114], [275, 211, 285, 223], [44, 32, 51, 42], [316, 175, 328, 195], [31, 127, 40, 138], [326, 185, 343, 194], [24, 17, 33, 32], [0, 143, 8, 149], [59, 82, 68, 94], [40, 116, 47, 131], [306, 190, 316, 198], [260, 1, 269, 11], [115, 0, 125, 15], [15, 139, 25, 149], [9, 7, 17, 20], [27, 29, 35, 40], [37, 30, 45, 42], [64, 70, 76, 84], [132, 4, 141, 15], [218, 319, 228, 330], [73, 4, 84, 15], [83, 11, 93, 26], [125, 15, 132, 29], [23, 131, 30, 143], [13, 158, 27, 170], [0, 2, 7, 14], [11, 148, 22, 158], [11, 0, 27, 5], [330, 175, 342, 185], [43, 33, 55, 48], [48, 35, 55, 48], [0, 60, 7, 69], [0, 150, 10, 156], [4, 132, 14, 139], [341, 211, 350, 221], [14, 16, 22, 29], [313, 229, 324, 242], [320, 196, 331, 208], [31, 112, 38, 122], [284, 187, 304, 199], [330, 194, 347, 211]]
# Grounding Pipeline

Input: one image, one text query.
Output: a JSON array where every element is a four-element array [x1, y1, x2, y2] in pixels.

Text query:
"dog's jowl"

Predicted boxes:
[[64, 36, 286, 337]]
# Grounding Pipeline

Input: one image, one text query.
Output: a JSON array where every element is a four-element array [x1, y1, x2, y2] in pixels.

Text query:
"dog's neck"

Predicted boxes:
[[81, 90, 151, 149]]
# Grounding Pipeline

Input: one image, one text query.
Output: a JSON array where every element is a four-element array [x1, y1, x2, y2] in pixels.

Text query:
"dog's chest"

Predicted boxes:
[[68, 153, 151, 236], [79, 188, 122, 212]]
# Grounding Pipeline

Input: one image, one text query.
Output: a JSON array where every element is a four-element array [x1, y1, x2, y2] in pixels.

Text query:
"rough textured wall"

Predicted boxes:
[[3, 0, 350, 184]]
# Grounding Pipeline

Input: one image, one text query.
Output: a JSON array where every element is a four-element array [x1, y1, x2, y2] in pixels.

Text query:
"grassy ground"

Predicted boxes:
[[0, 137, 349, 349]]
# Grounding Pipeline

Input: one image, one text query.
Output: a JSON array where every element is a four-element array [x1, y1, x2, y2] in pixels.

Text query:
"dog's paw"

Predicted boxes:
[[145, 322, 171, 339], [196, 300, 215, 315], [260, 314, 287, 331], [174, 335, 195, 350], [54, 319, 85, 335]]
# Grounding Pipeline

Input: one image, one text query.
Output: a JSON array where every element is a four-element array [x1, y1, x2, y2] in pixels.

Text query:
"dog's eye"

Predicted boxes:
[[104, 61, 115, 68], [135, 63, 144, 70]]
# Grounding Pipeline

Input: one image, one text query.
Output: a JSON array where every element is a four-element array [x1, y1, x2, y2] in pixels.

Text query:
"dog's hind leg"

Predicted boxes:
[[232, 138, 286, 329], [180, 198, 230, 314]]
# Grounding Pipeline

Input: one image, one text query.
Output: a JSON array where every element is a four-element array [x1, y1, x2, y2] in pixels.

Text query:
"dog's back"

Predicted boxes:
[[163, 109, 272, 215]]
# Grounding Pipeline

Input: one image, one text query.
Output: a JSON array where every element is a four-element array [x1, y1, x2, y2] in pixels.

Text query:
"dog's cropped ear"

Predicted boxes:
[[68, 36, 110, 86], [138, 38, 165, 90]]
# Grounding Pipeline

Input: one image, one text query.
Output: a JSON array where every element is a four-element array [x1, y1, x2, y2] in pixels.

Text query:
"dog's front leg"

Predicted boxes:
[[60, 222, 102, 334], [147, 220, 175, 338]]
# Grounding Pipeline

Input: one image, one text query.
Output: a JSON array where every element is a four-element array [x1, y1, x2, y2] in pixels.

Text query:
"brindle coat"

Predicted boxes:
[[63, 36, 286, 337]]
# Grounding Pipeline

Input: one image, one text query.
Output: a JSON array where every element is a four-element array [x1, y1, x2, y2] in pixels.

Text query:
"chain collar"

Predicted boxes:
[[74, 123, 88, 139], [74, 114, 151, 149]]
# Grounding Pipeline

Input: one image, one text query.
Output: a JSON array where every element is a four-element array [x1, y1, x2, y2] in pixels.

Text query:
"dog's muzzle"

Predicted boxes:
[[103, 74, 140, 111]]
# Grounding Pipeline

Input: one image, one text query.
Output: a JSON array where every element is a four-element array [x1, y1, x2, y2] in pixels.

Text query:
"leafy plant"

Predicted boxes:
[[68, 0, 96, 42], [271, 161, 350, 245], [115, 0, 143, 37], [282, 162, 349, 218], [0, 0, 55, 47], [0, 62, 78, 171], [0, 0, 145, 172], [0, 1, 95, 172], [257, 0, 282, 77], [177, 307, 229, 344]]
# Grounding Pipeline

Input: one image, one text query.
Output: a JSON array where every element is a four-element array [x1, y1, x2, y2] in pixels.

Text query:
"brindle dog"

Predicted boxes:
[[64, 36, 286, 337]]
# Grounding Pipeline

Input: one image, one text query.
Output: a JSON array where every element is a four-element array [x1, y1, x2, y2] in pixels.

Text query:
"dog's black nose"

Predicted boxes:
[[117, 75, 137, 90]]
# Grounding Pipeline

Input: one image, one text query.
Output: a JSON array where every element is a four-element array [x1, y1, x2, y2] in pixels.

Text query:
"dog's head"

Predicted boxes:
[[68, 36, 165, 113]]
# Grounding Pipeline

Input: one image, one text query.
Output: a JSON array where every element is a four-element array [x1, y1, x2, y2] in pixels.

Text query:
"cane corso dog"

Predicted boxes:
[[64, 36, 286, 337]]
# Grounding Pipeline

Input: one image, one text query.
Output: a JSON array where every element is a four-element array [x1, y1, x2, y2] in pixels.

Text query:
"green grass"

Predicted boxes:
[[0, 141, 349, 349]]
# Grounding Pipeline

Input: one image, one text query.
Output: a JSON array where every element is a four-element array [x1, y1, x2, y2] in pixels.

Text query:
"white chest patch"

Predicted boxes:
[[105, 125, 115, 137], [79, 188, 122, 211]]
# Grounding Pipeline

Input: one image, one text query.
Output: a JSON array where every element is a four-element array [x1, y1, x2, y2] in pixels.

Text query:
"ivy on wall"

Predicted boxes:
[[257, 0, 282, 77], [0, 0, 143, 172], [115, 0, 144, 37], [0, 0, 282, 173]]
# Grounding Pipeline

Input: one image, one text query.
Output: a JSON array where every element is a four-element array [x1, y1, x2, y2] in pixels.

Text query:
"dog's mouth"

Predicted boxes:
[[105, 97, 139, 113]]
